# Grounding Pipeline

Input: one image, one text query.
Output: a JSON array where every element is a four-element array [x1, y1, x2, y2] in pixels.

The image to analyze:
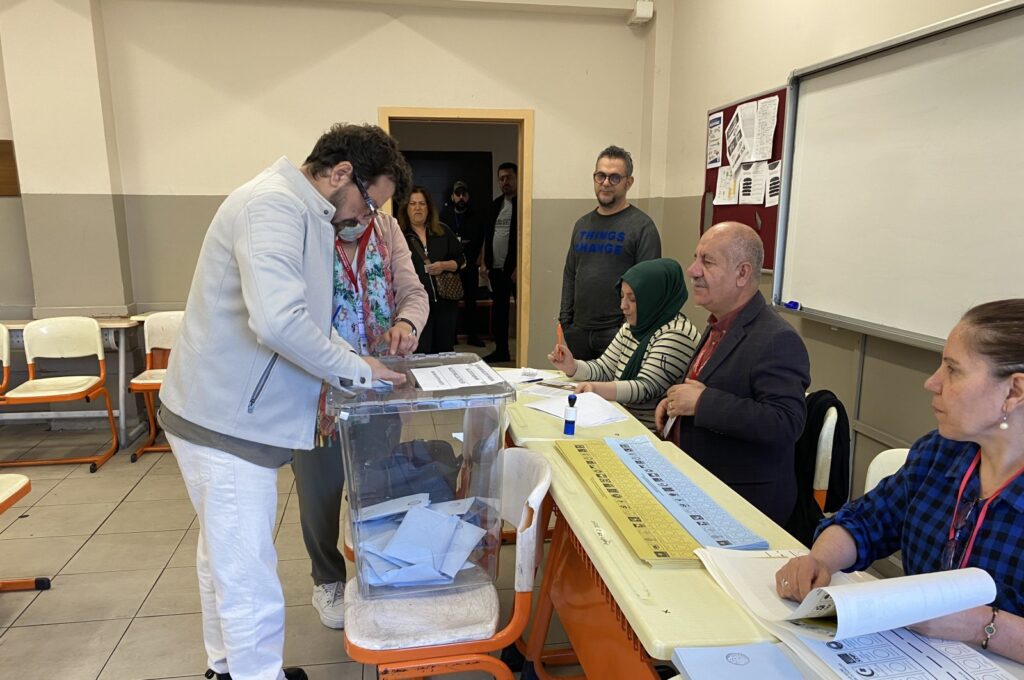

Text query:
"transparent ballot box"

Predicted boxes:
[[327, 353, 514, 600]]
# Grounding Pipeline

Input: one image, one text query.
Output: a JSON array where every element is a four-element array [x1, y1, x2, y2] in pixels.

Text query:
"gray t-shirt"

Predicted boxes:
[[158, 405, 294, 468], [492, 199, 513, 269], [559, 204, 661, 330]]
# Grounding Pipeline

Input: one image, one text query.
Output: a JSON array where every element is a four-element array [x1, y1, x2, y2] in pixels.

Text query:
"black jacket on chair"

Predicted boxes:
[[785, 390, 851, 547]]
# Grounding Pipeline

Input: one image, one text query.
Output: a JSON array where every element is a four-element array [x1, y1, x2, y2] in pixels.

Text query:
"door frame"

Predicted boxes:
[[379, 107, 534, 366]]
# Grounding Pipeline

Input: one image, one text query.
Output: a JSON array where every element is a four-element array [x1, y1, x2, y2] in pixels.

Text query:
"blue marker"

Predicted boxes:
[[564, 394, 578, 436]]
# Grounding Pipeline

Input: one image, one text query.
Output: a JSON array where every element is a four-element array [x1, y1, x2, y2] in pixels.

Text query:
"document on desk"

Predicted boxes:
[[606, 436, 768, 550], [520, 380, 576, 399], [524, 391, 627, 428], [411, 360, 504, 391], [672, 642, 800, 680], [696, 548, 996, 642]]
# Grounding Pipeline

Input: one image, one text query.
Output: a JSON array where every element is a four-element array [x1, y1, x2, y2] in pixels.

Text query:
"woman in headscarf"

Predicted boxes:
[[548, 258, 701, 432]]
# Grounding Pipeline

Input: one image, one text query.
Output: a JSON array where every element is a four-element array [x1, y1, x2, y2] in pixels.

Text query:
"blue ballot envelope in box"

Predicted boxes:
[[327, 353, 515, 600]]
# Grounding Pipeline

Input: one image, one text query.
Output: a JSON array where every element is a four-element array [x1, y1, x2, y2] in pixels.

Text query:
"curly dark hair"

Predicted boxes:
[[304, 123, 412, 204]]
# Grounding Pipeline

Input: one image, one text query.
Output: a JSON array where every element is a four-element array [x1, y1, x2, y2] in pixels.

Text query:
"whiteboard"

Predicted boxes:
[[775, 2, 1024, 350]]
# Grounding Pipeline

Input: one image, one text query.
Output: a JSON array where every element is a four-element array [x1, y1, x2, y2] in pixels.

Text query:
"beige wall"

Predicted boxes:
[[0, 0, 991, 470]]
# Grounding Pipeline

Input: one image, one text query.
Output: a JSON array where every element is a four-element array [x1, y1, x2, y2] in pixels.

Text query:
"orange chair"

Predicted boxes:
[[0, 317, 118, 473], [128, 311, 183, 462], [0, 474, 51, 593], [344, 447, 551, 679], [0, 322, 10, 398]]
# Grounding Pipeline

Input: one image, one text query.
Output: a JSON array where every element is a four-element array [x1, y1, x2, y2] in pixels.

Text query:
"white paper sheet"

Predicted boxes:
[[524, 391, 628, 428], [727, 103, 757, 166], [765, 160, 783, 207], [696, 548, 996, 641], [521, 381, 576, 399], [500, 367, 557, 384], [429, 497, 477, 516], [737, 161, 769, 205], [798, 628, 1014, 680], [411, 360, 504, 391], [357, 493, 430, 522], [714, 165, 738, 205], [706, 111, 724, 169], [672, 642, 800, 680], [752, 95, 780, 161]]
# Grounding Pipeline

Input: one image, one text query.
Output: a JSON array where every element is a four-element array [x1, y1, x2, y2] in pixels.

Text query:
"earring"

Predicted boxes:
[[1000, 410, 1009, 431]]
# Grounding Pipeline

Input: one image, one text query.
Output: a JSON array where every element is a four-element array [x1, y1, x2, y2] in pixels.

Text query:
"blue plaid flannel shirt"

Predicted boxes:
[[818, 430, 1024, 616]]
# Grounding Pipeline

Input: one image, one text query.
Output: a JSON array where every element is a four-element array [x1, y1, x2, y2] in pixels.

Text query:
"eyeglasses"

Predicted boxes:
[[351, 174, 379, 215], [593, 172, 627, 186], [941, 495, 981, 570]]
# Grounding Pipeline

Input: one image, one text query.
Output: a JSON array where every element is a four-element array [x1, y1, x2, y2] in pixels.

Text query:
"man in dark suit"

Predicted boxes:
[[480, 162, 518, 363], [655, 222, 810, 524]]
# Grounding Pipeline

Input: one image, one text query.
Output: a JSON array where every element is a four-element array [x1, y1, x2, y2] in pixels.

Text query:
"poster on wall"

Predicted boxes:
[[706, 111, 724, 168], [751, 95, 780, 161]]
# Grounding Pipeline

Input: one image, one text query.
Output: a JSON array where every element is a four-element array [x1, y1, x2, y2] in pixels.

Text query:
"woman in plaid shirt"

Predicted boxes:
[[776, 299, 1024, 662]]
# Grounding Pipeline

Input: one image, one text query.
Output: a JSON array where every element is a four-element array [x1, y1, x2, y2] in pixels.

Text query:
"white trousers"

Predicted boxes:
[[168, 432, 286, 680]]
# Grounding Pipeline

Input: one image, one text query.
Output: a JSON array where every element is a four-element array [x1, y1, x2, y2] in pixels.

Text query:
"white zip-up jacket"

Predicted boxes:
[[160, 157, 372, 450]]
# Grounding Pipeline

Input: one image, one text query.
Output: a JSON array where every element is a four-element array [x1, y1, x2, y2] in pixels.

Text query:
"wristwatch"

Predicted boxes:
[[982, 606, 999, 649], [395, 317, 418, 337]]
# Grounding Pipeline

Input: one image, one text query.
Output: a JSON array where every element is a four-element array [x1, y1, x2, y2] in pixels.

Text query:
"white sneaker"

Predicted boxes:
[[311, 582, 345, 629]]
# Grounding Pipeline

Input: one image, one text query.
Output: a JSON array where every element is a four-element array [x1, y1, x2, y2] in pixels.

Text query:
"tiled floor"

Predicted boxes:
[[0, 417, 566, 680]]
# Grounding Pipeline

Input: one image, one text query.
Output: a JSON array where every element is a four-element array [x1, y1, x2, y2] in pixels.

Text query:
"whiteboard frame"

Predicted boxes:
[[772, 0, 1024, 353]]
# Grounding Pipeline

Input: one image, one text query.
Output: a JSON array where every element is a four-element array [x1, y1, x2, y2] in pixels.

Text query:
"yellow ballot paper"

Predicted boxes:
[[555, 439, 701, 568]]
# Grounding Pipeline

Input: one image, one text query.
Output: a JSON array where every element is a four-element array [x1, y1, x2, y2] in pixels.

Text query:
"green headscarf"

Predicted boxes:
[[617, 258, 688, 381]]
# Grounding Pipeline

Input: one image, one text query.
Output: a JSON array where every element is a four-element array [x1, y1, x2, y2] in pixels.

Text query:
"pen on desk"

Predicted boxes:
[[564, 393, 577, 436], [520, 377, 544, 384]]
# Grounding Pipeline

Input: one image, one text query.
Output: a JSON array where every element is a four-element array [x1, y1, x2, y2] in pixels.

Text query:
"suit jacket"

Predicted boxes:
[[483, 194, 518, 272], [675, 291, 811, 524]]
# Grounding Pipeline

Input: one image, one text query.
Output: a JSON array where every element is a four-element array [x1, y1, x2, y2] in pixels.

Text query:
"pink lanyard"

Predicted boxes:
[[948, 450, 1024, 568]]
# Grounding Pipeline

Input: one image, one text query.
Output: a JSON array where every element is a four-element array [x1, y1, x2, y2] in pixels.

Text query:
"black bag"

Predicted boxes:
[[409, 235, 464, 301]]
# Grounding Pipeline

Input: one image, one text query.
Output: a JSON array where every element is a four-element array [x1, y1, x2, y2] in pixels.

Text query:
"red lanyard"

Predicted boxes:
[[335, 219, 375, 288], [948, 450, 1024, 568]]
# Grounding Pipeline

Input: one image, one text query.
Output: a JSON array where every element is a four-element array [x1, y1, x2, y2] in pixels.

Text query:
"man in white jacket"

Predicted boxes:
[[159, 123, 411, 680]]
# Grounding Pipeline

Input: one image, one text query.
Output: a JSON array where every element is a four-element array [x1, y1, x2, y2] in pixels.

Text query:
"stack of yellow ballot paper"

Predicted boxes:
[[555, 439, 702, 568]]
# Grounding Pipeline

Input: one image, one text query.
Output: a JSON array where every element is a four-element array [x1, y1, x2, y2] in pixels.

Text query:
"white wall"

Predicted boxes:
[[99, 0, 650, 199], [665, 0, 996, 197], [0, 39, 11, 138]]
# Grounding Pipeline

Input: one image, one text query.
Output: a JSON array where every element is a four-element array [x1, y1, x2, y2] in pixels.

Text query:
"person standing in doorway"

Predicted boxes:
[[481, 162, 518, 363], [440, 180, 486, 347]]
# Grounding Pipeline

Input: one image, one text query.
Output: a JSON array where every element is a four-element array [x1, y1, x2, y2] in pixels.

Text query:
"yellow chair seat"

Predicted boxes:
[[130, 368, 166, 388], [5, 375, 103, 400]]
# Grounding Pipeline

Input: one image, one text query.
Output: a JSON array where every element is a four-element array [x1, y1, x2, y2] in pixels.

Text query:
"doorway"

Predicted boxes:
[[381, 108, 534, 366]]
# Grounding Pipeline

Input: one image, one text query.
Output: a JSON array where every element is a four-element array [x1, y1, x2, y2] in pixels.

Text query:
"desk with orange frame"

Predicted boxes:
[[506, 389, 797, 679], [507, 388, 1024, 680]]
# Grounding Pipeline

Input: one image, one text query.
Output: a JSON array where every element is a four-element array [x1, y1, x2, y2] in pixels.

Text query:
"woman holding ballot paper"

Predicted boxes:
[[547, 258, 700, 432], [776, 299, 1024, 662]]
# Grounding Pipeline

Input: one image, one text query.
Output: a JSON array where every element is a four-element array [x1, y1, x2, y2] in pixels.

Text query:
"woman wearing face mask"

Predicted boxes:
[[775, 299, 1024, 663], [292, 204, 429, 631], [400, 186, 466, 354], [547, 258, 701, 433]]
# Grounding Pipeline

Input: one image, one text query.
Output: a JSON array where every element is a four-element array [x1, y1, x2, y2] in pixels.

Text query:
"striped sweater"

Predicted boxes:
[[573, 312, 701, 432]]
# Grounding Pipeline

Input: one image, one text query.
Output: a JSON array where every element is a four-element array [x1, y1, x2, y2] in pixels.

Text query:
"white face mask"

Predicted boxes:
[[337, 222, 370, 242]]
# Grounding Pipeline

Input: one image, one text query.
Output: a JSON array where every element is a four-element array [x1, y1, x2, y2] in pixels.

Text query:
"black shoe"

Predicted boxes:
[[206, 668, 306, 680], [467, 336, 487, 347], [484, 351, 511, 363]]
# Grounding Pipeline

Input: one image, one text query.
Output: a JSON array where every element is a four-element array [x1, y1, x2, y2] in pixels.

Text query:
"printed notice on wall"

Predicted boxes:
[[706, 111, 724, 168], [751, 96, 780, 161], [725, 104, 753, 166], [714, 165, 738, 205], [737, 161, 768, 205], [765, 161, 782, 207]]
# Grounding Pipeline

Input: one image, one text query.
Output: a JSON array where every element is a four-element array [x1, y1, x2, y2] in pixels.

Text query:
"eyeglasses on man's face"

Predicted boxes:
[[351, 173, 379, 215], [593, 172, 627, 186]]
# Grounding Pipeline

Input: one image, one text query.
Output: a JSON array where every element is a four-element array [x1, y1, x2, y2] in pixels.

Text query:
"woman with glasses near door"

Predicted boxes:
[[776, 299, 1024, 662], [400, 186, 466, 354]]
